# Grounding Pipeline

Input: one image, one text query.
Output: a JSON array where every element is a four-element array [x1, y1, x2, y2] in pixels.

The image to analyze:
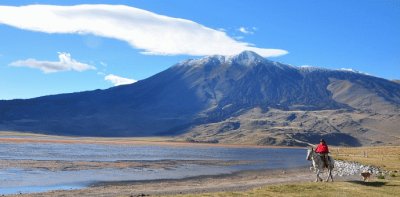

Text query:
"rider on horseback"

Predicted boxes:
[[315, 139, 329, 168]]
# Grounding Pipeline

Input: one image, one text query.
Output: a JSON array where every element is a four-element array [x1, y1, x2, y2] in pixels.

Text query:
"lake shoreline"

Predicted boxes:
[[3, 159, 378, 197], [2, 136, 397, 197], [0, 132, 317, 196], [9, 167, 323, 197], [92, 166, 309, 187]]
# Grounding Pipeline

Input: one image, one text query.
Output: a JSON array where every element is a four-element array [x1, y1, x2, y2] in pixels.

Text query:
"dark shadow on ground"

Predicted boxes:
[[347, 180, 386, 187]]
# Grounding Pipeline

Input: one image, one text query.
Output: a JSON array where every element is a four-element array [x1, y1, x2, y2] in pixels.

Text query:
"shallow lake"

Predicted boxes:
[[0, 142, 308, 195]]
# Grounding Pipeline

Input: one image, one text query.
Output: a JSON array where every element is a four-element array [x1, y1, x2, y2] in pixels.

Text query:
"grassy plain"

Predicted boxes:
[[166, 146, 400, 197]]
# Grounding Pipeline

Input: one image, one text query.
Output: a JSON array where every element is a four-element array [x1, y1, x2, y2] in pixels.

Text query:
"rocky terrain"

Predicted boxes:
[[179, 108, 400, 146], [1, 51, 399, 146], [333, 160, 381, 177]]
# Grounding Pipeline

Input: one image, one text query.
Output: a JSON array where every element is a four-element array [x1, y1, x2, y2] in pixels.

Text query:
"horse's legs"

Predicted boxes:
[[316, 169, 322, 182], [325, 168, 331, 182], [329, 168, 334, 182], [324, 167, 334, 182]]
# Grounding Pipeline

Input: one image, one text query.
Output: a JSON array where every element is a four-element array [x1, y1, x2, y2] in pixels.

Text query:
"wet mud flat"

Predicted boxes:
[[0, 159, 256, 195]]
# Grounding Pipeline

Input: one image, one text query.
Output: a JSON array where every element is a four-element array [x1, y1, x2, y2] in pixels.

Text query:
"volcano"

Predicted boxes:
[[1, 51, 399, 146]]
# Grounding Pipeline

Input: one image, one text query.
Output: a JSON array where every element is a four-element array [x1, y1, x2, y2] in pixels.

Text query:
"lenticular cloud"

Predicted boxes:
[[0, 4, 288, 57]]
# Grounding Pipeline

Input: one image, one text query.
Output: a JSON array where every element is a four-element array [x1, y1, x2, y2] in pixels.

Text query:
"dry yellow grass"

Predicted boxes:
[[167, 178, 400, 197], [0, 131, 175, 146], [164, 146, 400, 197], [331, 146, 400, 171], [0, 131, 172, 141]]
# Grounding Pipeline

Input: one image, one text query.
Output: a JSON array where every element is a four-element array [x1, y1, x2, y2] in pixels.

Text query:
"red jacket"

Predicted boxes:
[[315, 143, 329, 154]]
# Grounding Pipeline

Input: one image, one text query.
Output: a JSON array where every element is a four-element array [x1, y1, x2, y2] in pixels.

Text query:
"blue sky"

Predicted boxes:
[[0, 0, 399, 100]]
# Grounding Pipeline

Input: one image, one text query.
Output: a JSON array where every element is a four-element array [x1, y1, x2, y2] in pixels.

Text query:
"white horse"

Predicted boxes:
[[306, 147, 334, 182]]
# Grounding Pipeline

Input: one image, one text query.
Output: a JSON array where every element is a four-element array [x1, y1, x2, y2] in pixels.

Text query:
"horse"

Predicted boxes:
[[306, 147, 334, 182]]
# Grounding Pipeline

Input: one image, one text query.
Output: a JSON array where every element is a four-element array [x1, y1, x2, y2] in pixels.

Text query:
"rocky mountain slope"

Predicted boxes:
[[1, 51, 399, 146]]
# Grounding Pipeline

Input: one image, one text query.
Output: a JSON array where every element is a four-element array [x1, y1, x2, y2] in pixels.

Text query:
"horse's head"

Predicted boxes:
[[306, 147, 313, 161]]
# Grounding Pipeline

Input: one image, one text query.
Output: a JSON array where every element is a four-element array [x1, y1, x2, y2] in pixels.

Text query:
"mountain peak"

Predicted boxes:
[[228, 50, 265, 65], [232, 50, 264, 60], [178, 51, 266, 67]]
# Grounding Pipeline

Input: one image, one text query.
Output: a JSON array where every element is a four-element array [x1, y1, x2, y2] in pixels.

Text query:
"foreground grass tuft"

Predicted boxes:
[[167, 177, 400, 197]]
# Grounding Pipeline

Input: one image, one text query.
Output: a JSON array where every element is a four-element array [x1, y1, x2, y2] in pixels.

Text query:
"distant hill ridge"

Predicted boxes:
[[1, 51, 399, 146]]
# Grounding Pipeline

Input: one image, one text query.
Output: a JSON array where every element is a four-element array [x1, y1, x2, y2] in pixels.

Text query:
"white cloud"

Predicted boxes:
[[105, 74, 137, 86], [0, 4, 287, 57], [99, 61, 108, 67], [9, 52, 96, 73], [238, 27, 254, 34], [234, 36, 244, 40]]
